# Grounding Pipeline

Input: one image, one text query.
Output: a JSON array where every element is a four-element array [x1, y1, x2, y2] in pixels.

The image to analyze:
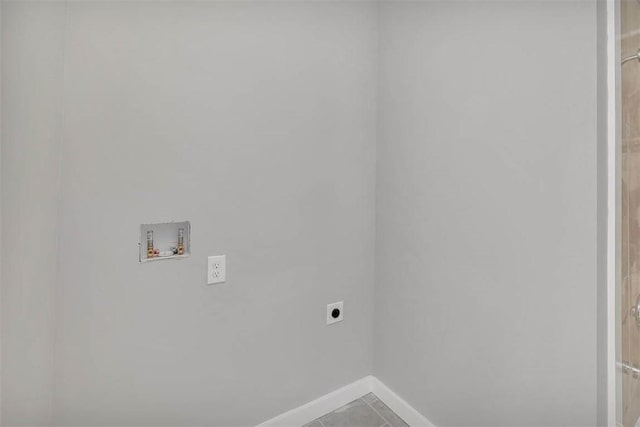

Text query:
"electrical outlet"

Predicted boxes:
[[326, 301, 344, 325], [207, 255, 226, 285]]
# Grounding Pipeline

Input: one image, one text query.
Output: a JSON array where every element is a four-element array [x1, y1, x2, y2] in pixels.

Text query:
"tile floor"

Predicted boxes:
[[302, 393, 409, 427]]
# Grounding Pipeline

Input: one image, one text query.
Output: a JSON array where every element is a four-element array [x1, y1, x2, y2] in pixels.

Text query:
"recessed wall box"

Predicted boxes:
[[139, 221, 191, 263]]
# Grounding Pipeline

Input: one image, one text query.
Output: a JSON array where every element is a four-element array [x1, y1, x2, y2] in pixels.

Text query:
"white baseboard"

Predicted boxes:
[[256, 376, 373, 427], [370, 377, 435, 427], [255, 375, 435, 427]]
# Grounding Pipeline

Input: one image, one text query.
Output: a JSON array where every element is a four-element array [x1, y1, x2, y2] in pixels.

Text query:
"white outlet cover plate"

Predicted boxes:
[[208, 255, 226, 285], [326, 301, 344, 325]]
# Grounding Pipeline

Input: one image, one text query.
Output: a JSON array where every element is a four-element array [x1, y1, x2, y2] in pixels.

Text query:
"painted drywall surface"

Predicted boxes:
[[596, 0, 611, 424], [2, 1, 606, 426], [374, 2, 598, 427], [0, 2, 2, 423], [1, 2, 65, 426], [51, 2, 376, 426]]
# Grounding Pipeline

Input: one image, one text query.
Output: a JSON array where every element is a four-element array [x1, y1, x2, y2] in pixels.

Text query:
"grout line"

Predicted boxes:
[[362, 396, 392, 426]]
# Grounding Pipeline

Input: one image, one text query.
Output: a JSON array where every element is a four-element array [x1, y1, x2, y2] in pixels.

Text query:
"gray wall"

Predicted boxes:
[[596, 0, 612, 424], [375, 2, 598, 426], [2, 2, 377, 426], [1, 2, 66, 425], [1, 1, 605, 426]]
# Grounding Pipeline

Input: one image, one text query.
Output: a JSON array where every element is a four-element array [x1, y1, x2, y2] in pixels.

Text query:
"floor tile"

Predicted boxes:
[[368, 399, 409, 427], [301, 393, 408, 427], [318, 398, 386, 427], [361, 392, 379, 404]]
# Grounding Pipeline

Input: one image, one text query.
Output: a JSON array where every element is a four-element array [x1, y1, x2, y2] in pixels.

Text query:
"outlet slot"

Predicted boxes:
[[326, 301, 344, 325]]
